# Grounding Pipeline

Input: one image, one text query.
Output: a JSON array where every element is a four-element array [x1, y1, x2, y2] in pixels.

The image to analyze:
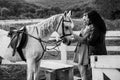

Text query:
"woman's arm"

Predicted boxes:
[[70, 33, 87, 44], [67, 25, 92, 45]]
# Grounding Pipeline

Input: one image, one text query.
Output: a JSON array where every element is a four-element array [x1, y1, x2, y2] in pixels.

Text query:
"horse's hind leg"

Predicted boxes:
[[34, 60, 41, 80], [27, 59, 34, 80]]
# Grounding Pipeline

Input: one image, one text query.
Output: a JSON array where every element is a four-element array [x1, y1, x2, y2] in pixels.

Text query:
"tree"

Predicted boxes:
[[94, 0, 120, 19], [22, 12, 34, 19], [50, 7, 62, 14], [0, 7, 10, 19], [28, 7, 36, 13]]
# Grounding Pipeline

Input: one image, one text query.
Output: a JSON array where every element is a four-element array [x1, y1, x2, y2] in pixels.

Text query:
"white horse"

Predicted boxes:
[[0, 11, 74, 80]]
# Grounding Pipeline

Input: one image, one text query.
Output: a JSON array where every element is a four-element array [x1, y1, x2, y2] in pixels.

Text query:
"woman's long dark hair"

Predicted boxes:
[[87, 10, 107, 34]]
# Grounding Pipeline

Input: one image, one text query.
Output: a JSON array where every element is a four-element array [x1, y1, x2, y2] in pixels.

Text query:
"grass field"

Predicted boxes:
[[0, 64, 47, 80]]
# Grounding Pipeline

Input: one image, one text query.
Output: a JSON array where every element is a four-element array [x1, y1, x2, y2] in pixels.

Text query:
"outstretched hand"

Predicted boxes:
[[73, 34, 80, 40]]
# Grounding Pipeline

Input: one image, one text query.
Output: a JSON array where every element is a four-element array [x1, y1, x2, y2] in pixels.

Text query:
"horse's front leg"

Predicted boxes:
[[34, 60, 41, 80], [27, 59, 35, 80]]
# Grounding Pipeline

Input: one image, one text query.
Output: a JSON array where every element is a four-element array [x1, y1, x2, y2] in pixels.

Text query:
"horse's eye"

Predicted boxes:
[[65, 26, 69, 29]]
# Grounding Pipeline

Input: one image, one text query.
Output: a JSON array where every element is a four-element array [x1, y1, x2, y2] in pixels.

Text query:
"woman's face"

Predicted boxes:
[[82, 13, 90, 25]]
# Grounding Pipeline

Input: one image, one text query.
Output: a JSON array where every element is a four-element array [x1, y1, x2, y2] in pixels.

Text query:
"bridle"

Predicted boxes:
[[56, 16, 72, 39]]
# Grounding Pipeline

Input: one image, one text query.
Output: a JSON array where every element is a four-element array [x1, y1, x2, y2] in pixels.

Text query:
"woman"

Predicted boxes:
[[71, 10, 107, 80]]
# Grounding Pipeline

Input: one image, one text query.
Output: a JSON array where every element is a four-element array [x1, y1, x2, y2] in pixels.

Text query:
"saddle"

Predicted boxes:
[[8, 27, 28, 61]]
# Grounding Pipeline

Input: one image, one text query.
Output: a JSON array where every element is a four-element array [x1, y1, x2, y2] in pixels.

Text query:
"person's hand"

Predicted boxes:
[[73, 33, 86, 43], [73, 34, 80, 40]]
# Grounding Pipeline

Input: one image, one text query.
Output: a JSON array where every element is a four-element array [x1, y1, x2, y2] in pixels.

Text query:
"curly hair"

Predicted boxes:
[[87, 10, 107, 34]]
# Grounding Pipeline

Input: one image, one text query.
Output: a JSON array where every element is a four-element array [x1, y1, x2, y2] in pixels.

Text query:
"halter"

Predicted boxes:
[[56, 16, 72, 39]]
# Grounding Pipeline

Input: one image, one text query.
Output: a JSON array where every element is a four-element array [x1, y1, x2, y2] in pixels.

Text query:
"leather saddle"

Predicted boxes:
[[8, 27, 28, 61]]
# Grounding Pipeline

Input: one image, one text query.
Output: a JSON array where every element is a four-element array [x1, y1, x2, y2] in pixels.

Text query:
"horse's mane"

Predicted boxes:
[[27, 14, 62, 38]]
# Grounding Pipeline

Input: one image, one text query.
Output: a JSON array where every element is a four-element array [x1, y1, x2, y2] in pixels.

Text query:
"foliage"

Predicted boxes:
[[31, 0, 120, 20], [93, 0, 120, 20], [105, 19, 120, 30], [0, 7, 10, 19], [0, 0, 120, 20], [0, 0, 63, 19]]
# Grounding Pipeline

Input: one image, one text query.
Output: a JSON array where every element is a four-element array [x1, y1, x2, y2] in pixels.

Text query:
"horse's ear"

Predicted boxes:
[[67, 10, 72, 17], [64, 11, 68, 17]]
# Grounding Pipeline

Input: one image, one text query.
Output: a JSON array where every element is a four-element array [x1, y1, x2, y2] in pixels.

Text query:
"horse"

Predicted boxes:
[[0, 11, 74, 80]]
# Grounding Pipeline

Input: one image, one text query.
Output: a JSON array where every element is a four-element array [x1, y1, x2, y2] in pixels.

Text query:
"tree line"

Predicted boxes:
[[0, 0, 63, 19], [0, 0, 120, 20]]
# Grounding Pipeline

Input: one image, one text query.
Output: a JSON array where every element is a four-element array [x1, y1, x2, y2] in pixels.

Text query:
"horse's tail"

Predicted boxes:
[[0, 56, 3, 64]]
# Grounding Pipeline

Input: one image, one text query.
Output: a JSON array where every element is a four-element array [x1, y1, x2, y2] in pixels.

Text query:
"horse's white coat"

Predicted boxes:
[[0, 30, 22, 62]]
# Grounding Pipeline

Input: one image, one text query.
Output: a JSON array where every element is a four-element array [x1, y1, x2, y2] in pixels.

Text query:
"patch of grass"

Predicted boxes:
[[0, 64, 46, 80], [105, 19, 120, 30], [73, 19, 120, 31], [0, 64, 27, 80]]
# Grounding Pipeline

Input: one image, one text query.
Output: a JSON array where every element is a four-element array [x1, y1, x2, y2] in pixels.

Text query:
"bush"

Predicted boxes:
[[105, 19, 120, 30]]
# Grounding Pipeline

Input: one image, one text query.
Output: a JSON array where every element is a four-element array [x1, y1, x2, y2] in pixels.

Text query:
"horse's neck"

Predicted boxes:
[[27, 15, 59, 41], [46, 15, 61, 40], [41, 19, 58, 41]]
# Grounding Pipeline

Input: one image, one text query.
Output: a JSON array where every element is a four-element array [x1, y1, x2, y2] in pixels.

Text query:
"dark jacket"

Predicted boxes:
[[73, 25, 107, 64], [87, 27, 107, 55]]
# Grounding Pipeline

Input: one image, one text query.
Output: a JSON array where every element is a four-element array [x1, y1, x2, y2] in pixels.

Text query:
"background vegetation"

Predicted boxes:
[[0, 0, 120, 20]]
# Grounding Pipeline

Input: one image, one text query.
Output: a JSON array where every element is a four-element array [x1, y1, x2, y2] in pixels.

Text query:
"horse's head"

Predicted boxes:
[[56, 11, 74, 44]]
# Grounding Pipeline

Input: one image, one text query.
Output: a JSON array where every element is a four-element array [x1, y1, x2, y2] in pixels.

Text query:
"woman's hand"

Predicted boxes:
[[73, 33, 88, 43], [73, 34, 81, 41]]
